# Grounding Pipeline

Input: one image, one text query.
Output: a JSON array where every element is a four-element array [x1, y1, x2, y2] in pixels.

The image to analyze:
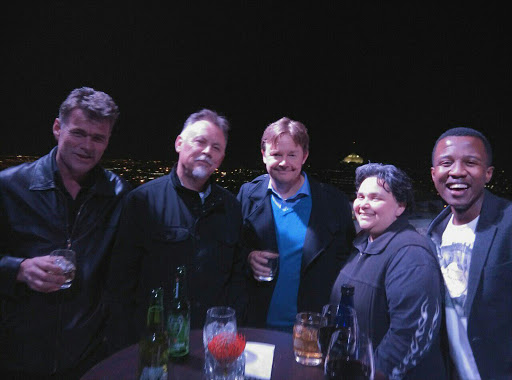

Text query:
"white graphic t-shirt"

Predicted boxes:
[[439, 215, 481, 380]]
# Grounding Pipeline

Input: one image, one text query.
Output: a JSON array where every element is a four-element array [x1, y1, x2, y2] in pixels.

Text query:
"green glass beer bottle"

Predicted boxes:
[[167, 265, 190, 357], [138, 287, 169, 380]]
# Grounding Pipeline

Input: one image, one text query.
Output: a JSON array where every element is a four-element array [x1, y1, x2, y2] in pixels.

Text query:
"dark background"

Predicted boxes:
[[2, 3, 511, 175]]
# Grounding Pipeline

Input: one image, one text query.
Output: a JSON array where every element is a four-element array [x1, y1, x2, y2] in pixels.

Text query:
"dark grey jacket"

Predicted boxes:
[[331, 216, 447, 380], [0, 147, 130, 374]]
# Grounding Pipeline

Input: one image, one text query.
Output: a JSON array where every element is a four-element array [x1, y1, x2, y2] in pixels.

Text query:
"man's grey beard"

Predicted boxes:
[[191, 155, 215, 180], [191, 165, 211, 180]]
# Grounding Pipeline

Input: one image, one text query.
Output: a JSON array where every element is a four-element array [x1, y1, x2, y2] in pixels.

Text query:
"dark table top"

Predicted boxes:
[[81, 327, 324, 379]]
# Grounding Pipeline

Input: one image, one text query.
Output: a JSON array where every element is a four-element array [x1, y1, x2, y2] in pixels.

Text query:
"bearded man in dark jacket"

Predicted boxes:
[[105, 109, 247, 352]]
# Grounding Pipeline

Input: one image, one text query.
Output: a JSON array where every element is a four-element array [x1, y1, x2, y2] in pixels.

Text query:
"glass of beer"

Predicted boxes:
[[50, 249, 76, 289], [293, 311, 326, 366]]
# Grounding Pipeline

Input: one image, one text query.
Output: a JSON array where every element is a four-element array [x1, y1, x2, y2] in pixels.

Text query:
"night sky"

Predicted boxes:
[[2, 3, 511, 173]]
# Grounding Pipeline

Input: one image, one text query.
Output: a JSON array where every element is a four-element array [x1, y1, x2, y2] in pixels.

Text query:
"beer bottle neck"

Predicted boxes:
[[173, 276, 187, 299], [336, 289, 356, 329], [339, 294, 354, 308], [146, 305, 165, 336], [147, 288, 165, 331]]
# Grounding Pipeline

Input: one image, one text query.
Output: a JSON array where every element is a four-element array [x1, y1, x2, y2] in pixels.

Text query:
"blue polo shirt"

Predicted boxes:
[[266, 174, 312, 328]]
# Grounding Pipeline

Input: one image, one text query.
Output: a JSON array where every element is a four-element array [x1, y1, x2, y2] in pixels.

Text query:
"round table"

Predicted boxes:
[[81, 327, 324, 379]]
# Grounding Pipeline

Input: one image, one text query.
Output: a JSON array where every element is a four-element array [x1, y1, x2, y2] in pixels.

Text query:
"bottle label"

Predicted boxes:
[[168, 314, 190, 352]]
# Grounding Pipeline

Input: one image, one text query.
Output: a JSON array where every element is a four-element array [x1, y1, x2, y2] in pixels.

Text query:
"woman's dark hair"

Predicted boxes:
[[355, 163, 415, 213]]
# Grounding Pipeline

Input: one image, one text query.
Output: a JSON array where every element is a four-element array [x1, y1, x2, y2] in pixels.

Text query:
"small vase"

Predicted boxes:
[[204, 350, 245, 380]]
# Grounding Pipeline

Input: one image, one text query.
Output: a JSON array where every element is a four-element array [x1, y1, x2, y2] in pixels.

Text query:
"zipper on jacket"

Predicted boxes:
[[347, 251, 365, 281], [53, 188, 67, 373], [53, 189, 92, 373], [66, 198, 90, 249]]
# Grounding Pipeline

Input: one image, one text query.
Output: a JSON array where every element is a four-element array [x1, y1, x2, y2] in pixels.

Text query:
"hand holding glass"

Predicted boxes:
[[50, 249, 76, 289], [257, 252, 279, 282]]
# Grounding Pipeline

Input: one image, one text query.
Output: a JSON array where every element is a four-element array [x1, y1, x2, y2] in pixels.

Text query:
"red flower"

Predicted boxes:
[[207, 332, 246, 365]]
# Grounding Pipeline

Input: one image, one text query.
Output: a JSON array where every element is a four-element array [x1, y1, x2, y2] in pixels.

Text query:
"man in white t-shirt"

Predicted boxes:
[[428, 127, 512, 380]]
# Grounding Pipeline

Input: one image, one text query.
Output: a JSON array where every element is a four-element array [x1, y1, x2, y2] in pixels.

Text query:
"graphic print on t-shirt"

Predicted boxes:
[[438, 243, 471, 313], [438, 215, 478, 318]]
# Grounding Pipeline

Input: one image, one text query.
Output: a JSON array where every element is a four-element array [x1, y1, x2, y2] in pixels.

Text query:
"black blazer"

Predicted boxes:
[[428, 190, 512, 379], [237, 173, 355, 327]]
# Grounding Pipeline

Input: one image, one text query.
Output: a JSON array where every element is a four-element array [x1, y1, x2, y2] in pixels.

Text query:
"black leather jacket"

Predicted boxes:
[[0, 147, 130, 374]]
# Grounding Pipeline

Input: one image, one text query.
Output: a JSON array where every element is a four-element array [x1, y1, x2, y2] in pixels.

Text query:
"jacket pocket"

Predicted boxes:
[[151, 226, 190, 243], [482, 260, 512, 314], [142, 227, 193, 292]]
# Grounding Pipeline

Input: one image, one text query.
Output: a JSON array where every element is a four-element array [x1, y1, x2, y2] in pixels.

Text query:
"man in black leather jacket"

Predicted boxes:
[[0, 87, 131, 379]]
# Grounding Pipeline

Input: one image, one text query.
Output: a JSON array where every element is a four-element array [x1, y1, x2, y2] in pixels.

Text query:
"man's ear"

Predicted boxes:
[[53, 118, 61, 141], [175, 135, 183, 153]]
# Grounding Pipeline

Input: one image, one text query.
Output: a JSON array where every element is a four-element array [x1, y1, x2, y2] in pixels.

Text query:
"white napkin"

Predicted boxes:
[[244, 341, 275, 380]]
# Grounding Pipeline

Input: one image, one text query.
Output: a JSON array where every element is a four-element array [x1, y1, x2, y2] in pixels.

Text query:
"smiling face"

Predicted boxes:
[[431, 135, 493, 224], [262, 133, 308, 194], [353, 176, 406, 240], [53, 108, 111, 182]]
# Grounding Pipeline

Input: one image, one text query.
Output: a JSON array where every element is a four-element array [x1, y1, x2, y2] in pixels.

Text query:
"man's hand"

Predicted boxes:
[[248, 250, 279, 280], [16, 256, 66, 292]]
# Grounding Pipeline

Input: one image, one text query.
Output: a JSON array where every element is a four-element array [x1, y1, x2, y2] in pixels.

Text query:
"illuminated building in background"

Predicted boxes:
[[342, 153, 364, 164]]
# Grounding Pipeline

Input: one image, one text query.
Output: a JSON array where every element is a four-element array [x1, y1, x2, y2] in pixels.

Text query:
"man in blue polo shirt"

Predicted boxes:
[[237, 117, 355, 331]]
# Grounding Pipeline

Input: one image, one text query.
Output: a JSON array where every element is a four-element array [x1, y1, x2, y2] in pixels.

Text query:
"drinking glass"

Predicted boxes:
[[50, 249, 76, 289], [256, 252, 279, 282], [205, 332, 246, 380], [203, 307, 239, 379], [203, 306, 237, 348], [293, 311, 326, 366], [324, 329, 375, 380], [318, 304, 338, 357]]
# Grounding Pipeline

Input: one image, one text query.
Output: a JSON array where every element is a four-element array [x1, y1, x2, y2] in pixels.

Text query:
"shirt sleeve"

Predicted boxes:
[[0, 256, 25, 297], [375, 245, 443, 380]]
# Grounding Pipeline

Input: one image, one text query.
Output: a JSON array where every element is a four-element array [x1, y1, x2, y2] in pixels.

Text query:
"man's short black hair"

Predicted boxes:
[[431, 127, 493, 166]]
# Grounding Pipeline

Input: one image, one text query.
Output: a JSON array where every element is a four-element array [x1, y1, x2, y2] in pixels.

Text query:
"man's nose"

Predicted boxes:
[[202, 145, 213, 156], [449, 161, 467, 177], [83, 137, 94, 151]]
